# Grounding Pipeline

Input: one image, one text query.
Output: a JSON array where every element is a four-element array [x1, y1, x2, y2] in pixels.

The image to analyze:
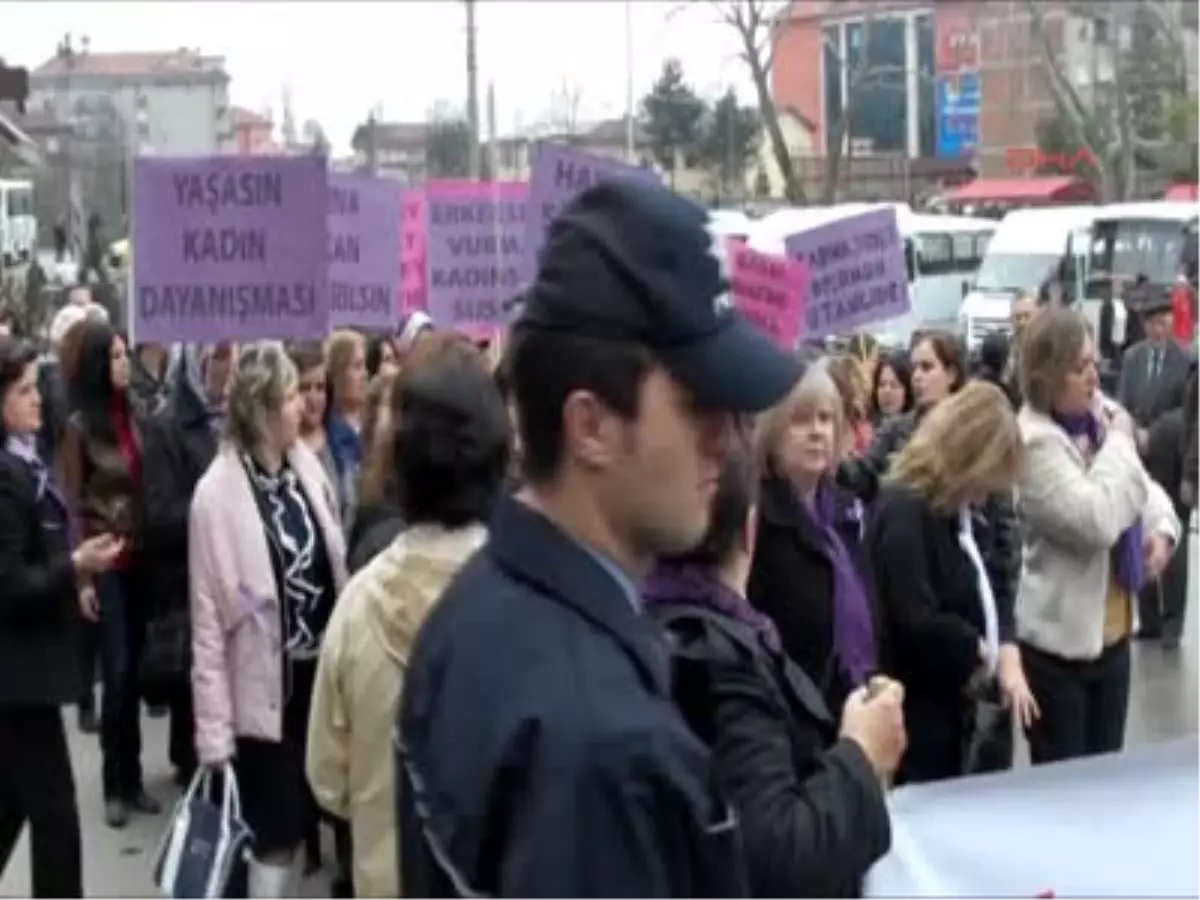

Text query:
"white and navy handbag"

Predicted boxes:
[[153, 763, 253, 899]]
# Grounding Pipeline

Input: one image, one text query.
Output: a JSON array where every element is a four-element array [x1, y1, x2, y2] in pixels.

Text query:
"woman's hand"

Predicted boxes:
[[71, 533, 125, 576], [78, 583, 99, 622], [1144, 532, 1174, 582], [997, 643, 1040, 729]]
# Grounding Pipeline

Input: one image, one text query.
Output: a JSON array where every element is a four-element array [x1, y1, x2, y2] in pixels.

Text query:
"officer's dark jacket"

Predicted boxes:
[[395, 494, 746, 897]]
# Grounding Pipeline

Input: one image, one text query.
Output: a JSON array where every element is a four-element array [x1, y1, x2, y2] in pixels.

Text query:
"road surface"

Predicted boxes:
[[2, 530, 1197, 897]]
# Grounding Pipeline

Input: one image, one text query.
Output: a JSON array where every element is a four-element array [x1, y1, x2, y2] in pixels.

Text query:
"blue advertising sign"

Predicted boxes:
[[936, 72, 980, 158]]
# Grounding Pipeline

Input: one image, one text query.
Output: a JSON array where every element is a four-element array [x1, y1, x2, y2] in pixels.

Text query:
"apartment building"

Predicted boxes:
[[28, 39, 233, 156]]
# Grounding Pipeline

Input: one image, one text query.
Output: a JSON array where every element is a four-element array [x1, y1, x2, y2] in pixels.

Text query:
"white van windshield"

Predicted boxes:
[[974, 252, 1059, 294], [1089, 218, 1192, 287]]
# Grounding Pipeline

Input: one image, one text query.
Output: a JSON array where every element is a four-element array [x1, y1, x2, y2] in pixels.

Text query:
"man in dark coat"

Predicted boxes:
[[1118, 291, 1192, 445], [1140, 369, 1197, 650], [395, 181, 804, 896]]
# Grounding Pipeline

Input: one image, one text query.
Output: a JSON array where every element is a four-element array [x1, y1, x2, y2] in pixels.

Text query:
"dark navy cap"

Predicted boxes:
[[519, 178, 802, 413]]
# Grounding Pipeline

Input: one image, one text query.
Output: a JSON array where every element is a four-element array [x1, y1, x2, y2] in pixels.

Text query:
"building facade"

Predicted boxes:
[[28, 42, 232, 156], [769, 0, 1159, 179], [231, 106, 278, 156]]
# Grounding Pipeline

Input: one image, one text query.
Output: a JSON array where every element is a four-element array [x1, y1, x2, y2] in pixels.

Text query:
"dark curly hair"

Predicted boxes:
[[394, 355, 511, 528]]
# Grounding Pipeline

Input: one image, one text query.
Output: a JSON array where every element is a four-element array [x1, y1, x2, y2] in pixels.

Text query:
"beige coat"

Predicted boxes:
[[1015, 405, 1180, 661], [306, 523, 487, 898]]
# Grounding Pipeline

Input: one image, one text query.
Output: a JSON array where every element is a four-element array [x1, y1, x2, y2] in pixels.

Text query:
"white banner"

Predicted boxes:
[[866, 739, 1199, 898]]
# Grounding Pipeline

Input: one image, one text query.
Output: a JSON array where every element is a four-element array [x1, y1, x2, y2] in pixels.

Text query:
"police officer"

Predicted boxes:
[[395, 180, 804, 896]]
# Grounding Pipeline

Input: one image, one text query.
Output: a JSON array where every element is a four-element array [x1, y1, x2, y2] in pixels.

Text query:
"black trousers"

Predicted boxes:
[[1137, 526, 1192, 640], [0, 706, 83, 897], [1021, 639, 1131, 765], [97, 570, 145, 801], [168, 683, 197, 779], [76, 620, 100, 714]]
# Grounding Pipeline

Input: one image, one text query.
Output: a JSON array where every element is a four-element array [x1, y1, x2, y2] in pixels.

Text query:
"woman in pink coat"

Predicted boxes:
[[188, 342, 348, 898]]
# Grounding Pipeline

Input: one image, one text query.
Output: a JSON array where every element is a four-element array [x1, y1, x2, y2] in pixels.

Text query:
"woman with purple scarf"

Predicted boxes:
[[1014, 309, 1179, 765], [644, 444, 904, 898], [0, 336, 125, 896], [747, 364, 884, 715]]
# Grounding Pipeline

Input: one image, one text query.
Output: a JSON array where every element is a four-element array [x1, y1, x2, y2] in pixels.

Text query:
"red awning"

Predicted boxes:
[[943, 176, 1095, 203], [1164, 183, 1199, 201]]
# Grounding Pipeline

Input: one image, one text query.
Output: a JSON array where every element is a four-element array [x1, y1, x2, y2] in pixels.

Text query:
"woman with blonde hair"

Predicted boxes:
[[868, 381, 1038, 783], [324, 330, 368, 524], [824, 354, 874, 456], [748, 362, 884, 715], [1015, 308, 1179, 765], [189, 342, 348, 897]]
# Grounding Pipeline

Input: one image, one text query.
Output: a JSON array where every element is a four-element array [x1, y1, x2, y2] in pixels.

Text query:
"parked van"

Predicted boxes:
[[958, 205, 1097, 349], [749, 203, 993, 348]]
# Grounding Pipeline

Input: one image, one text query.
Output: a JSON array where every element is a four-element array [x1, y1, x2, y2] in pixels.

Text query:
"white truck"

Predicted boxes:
[[0, 179, 36, 267]]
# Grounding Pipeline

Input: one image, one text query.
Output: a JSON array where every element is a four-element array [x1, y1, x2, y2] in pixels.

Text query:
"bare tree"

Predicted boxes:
[[1027, 0, 1195, 199], [546, 77, 585, 140], [701, 0, 806, 203]]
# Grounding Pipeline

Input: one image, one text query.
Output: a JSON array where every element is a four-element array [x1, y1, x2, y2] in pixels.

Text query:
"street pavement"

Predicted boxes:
[[2, 530, 1197, 898]]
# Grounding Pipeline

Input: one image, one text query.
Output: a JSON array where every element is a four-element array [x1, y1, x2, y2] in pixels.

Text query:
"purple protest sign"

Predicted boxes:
[[329, 173, 401, 331], [132, 155, 329, 343], [783, 206, 910, 339], [522, 142, 658, 283], [424, 180, 526, 332]]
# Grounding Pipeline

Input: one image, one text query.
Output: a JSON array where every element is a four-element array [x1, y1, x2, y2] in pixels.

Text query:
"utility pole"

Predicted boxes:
[[624, 0, 635, 164], [465, 0, 482, 179]]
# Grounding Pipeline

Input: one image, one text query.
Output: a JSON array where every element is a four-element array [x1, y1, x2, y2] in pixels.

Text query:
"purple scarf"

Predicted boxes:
[[810, 481, 877, 688], [642, 561, 782, 653], [1054, 412, 1145, 592], [5, 433, 75, 545]]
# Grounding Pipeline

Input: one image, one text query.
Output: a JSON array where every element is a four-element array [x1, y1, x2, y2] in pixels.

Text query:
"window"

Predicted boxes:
[[917, 13, 937, 158], [1089, 219, 1194, 288], [4, 186, 33, 217], [823, 24, 843, 155], [1093, 17, 1110, 44], [848, 17, 908, 153]]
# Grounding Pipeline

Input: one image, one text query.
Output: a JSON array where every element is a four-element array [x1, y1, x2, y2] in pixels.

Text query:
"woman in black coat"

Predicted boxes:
[[867, 382, 1036, 784], [0, 337, 125, 897], [748, 364, 885, 715], [645, 444, 902, 898]]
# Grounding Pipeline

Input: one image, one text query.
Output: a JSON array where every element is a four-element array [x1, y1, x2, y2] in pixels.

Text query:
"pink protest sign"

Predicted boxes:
[[400, 189, 427, 315], [730, 242, 808, 348], [424, 179, 526, 330]]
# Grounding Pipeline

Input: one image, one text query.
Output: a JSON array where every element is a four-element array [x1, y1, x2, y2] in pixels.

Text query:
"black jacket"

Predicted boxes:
[[1146, 407, 1190, 518], [396, 495, 745, 897], [836, 406, 1021, 641], [346, 502, 405, 574], [748, 474, 886, 714], [653, 602, 890, 898], [867, 486, 1011, 783], [0, 449, 80, 707], [140, 374, 219, 616]]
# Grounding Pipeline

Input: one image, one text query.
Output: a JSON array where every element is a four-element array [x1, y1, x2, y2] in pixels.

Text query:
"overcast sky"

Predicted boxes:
[[1, 0, 757, 153]]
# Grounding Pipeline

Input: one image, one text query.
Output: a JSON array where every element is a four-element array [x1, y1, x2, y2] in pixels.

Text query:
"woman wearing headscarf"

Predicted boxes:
[[140, 342, 234, 787], [58, 321, 159, 828], [1015, 308, 1179, 764], [748, 364, 884, 715], [645, 440, 901, 898], [308, 350, 510, 898], [0, 336, 124, 896], [189, 342, 347, 897]]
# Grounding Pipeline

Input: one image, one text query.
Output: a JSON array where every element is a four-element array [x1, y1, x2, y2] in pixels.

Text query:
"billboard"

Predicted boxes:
[[936, 72, 980, 158]]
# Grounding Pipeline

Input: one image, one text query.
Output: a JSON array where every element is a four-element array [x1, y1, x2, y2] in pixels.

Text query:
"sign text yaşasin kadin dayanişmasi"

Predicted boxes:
[[132, 156, 330, 343]]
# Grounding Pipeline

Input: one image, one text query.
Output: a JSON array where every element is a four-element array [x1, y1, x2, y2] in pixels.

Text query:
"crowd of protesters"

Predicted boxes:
[[0, 180, 1195, 898]]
